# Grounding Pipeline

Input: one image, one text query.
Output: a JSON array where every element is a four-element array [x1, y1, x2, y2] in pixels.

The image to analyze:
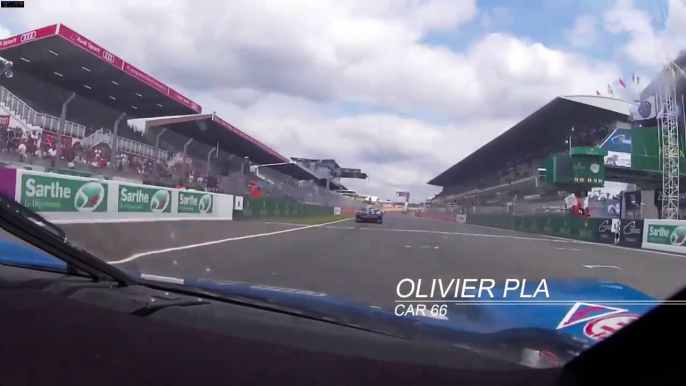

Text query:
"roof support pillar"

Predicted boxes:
[[57, 92, 76, 166], [153, 127, 167, 179], [182, 138, 194, 180], [207, 142, 218, 176], [111, 112, 126, 169]]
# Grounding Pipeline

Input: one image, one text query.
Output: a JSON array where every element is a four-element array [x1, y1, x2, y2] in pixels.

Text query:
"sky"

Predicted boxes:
[[0, 0, 684, 202]]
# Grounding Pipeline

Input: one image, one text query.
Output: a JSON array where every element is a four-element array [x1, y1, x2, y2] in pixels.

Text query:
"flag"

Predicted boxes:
[[618, 78, 626, 88], [607, 85, 614, 96]]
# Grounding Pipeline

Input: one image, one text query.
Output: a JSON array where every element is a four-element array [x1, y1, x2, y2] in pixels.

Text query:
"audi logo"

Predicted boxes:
[[102, 51, 114, 63], [20, 31, 37, 43]]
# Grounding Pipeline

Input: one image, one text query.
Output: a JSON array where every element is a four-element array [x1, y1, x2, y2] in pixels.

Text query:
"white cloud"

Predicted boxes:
[[0, 25, 9, 40], [603, 0, 686, 69], [2, 1, 627, 200], [567, 15, 598, 48]]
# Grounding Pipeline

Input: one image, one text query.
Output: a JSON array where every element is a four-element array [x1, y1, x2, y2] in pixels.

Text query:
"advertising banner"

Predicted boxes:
[[0, 114, 9, 127], [654, 189, 686, 207], [234, 196, 244, 211], [20, 173, 108, 212], [118, 185, 171, 213], [333, 207, 341, 215], [641, 220, 686, 253], [178, 191, 213, 214], [618, 219, 644, 248], [0, 167, 17, 199], [8, 169, 233, 222], [597, 218, 616, 244]]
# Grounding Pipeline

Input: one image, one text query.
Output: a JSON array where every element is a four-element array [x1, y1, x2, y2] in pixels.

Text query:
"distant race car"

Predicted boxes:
[[355, 208, 383, 224]]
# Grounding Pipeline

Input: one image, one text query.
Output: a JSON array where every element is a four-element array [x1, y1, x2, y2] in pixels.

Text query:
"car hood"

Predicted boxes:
[[0, 239, 658, 350]]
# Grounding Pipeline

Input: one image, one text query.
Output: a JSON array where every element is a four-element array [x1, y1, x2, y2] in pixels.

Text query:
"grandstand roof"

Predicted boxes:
[[144, 114, 322, 181], [428, 95, 635, 186], [291, 158, 342, 170], [0, 24, 201, 118]]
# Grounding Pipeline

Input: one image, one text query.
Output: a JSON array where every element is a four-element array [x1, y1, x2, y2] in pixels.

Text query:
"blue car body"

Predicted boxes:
[[0, 238, 659, 353], [356, 209, 383, 223]]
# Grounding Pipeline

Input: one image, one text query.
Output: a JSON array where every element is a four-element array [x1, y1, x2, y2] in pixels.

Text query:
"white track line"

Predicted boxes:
[[356, 227, 569, 242], [51, 217, 235, 224], [108, 217, 353, 265]]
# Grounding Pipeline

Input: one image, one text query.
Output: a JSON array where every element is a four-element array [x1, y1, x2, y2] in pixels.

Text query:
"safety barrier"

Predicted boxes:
[[466, 213, 601, 242], [464, 213, 674, 253], [641, 219, 686, 254], [415, 210, 458, 222], [0, 167, 234, 223], [233, 197, 336, 220]]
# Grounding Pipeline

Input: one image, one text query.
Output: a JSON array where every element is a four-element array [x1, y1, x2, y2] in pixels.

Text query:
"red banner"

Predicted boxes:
[[0, 24, 58, 51], [42, 131, 73, 149], [58, 25, 124, 69], [0, 24, 201, 114], [59, 25, 201, 113], [168, 89, 201, 113], [212, 115, 287, 162], [0, 115, 9, 127]]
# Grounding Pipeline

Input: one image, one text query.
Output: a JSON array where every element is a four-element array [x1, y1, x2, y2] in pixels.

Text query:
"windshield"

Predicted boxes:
[[0, 1, 685, 369]]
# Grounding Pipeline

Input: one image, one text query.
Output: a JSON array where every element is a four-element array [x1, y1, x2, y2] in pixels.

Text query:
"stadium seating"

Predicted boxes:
[[433, 124, 615, 215], [0, 77, 362, 208]]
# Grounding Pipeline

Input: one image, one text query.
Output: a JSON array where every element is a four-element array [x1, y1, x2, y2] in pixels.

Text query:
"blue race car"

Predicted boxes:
[[355, 207, 383, 224]]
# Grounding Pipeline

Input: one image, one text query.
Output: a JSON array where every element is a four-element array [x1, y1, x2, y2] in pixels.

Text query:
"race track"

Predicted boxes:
[[51, 214, 686, 307]]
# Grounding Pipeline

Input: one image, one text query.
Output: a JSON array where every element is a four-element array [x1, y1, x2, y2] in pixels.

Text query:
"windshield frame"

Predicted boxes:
[[0, 194, 138, 286]]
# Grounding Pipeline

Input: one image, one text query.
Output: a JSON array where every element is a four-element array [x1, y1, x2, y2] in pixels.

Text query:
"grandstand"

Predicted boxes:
[[0, 23, 363, 209], [428, 95, 640, 215], [290, 158, 368, 191]]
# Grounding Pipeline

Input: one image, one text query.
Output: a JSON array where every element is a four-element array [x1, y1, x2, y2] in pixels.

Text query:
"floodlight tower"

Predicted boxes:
[[659, 64, 680, 220]]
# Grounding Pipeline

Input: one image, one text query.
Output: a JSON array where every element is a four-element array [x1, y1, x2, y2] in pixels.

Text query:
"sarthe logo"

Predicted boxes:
[[74, 182, 106, 212], [198, 194, 213, 213], [669, 226, 686, 245], [150, 189, 170, 213]]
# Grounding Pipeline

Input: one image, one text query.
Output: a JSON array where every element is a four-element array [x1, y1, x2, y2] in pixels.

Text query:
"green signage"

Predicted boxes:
[[21, 174, 108, 212], [571, 157, 605, 185], [646, 224, 686, 246], [118, 185, 171, 213], [178, 191, 213, 214]]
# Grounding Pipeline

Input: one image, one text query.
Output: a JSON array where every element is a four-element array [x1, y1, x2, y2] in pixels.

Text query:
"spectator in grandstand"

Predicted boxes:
[[17, 138, 27, 163], [47, 145, 57, 168]]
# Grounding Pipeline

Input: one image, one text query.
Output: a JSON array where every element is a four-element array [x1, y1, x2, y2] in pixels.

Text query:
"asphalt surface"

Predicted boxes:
[[41, 214, 686, 307]]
